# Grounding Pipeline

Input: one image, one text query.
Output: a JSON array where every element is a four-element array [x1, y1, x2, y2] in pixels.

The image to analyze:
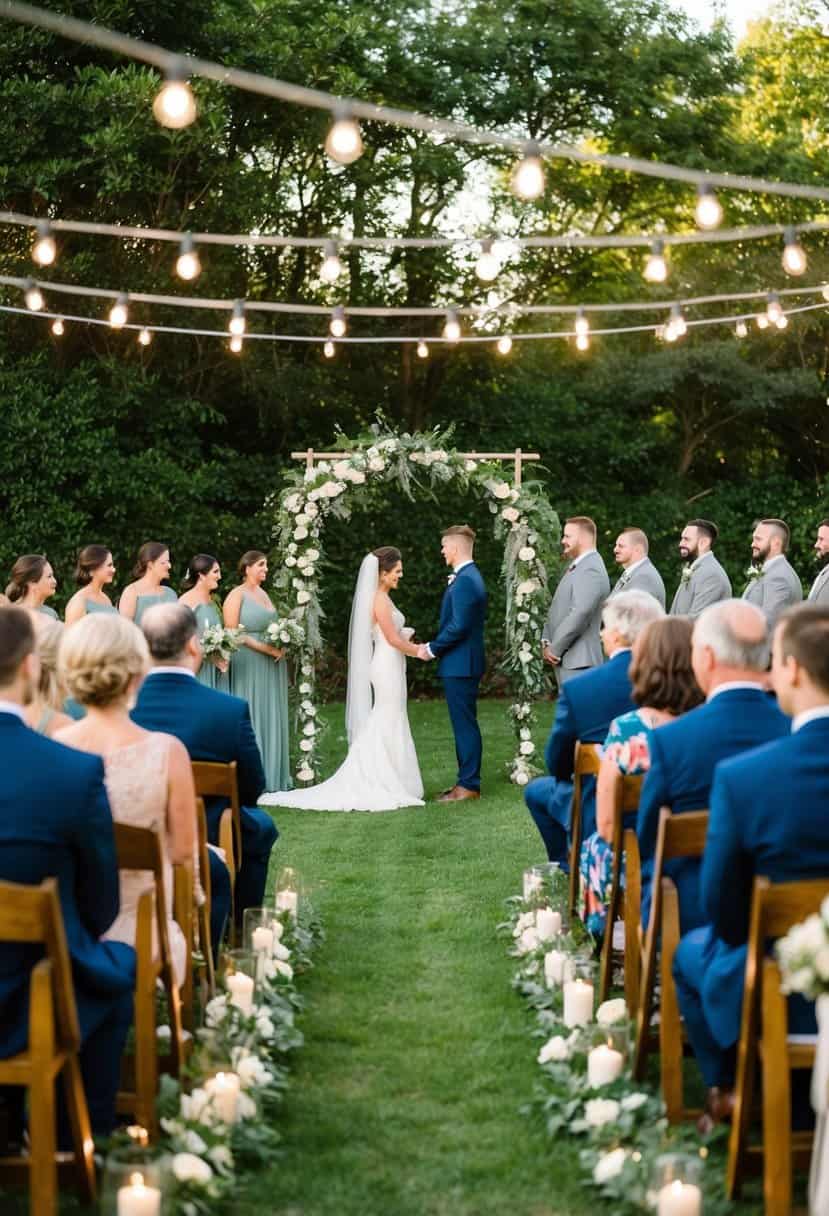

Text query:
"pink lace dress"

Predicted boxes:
[[101, 733, 187, 985]]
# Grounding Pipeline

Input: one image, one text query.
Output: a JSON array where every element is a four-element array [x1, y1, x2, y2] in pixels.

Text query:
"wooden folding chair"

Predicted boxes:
[[623, 828, 643, 1017], [0, 878, 96, 1216], [113, 823, 186, 1137], [568, 742, 602, 916], [173, 861, 194, 1032], [597, 772, 644, 1003], [192, 761, 242, 942], [193, 797, 216, 1004], [632, 808, 709, 1084], [727, 876, 829, 1214]]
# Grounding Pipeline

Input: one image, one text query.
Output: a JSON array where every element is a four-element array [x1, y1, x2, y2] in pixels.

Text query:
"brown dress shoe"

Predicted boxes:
[[436, 785, 481, 802], [696, 1086, 735, 1135]]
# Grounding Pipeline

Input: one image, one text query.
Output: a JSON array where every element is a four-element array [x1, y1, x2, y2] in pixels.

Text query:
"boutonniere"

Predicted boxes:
[[679, 564, 693, 586], [447, 573, 456, 585], [744, 564, 763, 588]]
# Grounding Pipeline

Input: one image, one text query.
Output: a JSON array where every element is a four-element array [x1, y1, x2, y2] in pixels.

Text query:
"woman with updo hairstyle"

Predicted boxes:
[[223, 549, 290, 789], [64, 545, 117, 625], [179, 553, 229, 690], [22, 620, 73, 737], [6, 554, 59, 619], [119, 541, 177, 624], [56, 614, 195, 984]]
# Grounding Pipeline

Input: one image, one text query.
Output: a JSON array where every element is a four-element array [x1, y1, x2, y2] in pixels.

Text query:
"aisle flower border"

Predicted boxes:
[[267, 422, 560, 787]]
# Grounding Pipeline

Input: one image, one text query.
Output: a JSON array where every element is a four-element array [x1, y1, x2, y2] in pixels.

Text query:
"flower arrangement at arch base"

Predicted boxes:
[[500, 864, 737, 1214], [267, 420, 560, 787]]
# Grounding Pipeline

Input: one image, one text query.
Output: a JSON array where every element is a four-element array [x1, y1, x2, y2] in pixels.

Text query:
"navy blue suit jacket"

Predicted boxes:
[[697, 717, 829, 1046], [132, 672, 265, 830], [430, 563, 487, 678], [0, 712, 135, 1056], [637, 687, 789, 930]]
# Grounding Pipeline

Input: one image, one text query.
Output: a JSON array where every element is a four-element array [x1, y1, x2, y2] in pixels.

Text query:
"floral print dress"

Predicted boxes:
[[579, 708, 657, 940]]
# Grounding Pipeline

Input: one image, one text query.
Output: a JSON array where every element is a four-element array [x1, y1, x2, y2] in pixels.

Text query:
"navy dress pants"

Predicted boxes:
[[443, 677, 483, 791]]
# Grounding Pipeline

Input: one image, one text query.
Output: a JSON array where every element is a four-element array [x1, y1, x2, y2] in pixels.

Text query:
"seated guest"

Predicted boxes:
[[636, 599, 789, 932], [609, 528, 666, 607], [670, 519, 731, 618], [0, 606, 134, 1143], [742, 518, 803, 627], [22, 619, 73, 737], [57, 615, 195, 986], [525, 589, 664, 868], [132, 602, 276, 940], [6, 553, 59, 619], [580, 616, 702, 939], [674, 604, 829, 1127]]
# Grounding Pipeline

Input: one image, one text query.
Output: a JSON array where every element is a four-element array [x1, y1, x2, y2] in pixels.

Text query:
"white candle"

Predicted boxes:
[[544, 949, 568, 987], [226, 971, 254, 1014], [117, 1173, 161, 1216], [657, 1180, 702, 1216], [276, 889, 298, 917], [563, 978, 594, 1027], [536, 907, 562, 941], [523, 871, 543, 899], [252, 926, 274, 954], [587, 1043, 624, 1088], [205, 1071, 240, 1123]]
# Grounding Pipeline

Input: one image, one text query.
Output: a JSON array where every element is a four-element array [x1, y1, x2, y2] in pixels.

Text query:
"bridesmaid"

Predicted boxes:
[[5, 554, 59, 619], [179, 553, 229, 691], [65, 545, 118, 624], [223, 550, 291, 791], [119, 541, 177, 625]]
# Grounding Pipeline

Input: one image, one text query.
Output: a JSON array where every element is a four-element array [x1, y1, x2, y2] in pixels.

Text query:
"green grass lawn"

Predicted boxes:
[[239, 698, 763, 1216]]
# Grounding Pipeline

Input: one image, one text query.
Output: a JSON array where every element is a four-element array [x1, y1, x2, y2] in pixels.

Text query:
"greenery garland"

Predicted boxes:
[[267, 422, 560, 787]]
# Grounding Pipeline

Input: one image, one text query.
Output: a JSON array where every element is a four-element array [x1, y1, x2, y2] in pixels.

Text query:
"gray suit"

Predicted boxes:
[[670, 551, 732, 618], [742, 556, 803, 627], [542, 550, 610, 683], [610, 558, 666, 608], [808, 565, 829, 605]]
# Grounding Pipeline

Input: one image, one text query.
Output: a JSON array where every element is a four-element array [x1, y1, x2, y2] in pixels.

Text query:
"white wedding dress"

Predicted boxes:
[[261, 557, 424, 812]]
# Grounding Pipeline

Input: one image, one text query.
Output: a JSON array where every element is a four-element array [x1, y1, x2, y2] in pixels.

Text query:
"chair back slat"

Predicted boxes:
[[114, 822, 164, 878], [618, 773, 644, 816], [661, 809, 709, 860], [574, 743, 602, 779], [758, 877, 829, 939], [192, 761, 239, 805]]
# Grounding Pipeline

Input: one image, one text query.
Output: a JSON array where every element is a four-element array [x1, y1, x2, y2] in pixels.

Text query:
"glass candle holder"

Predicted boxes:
[[221, 949, 257, 1015], [562, 958, 597, 1028], [243, 906, 279, 978], [584, 1023, 630, 1088], [203, 1068, 241, 1125], [101, 1141, 170, 1216], [275, 866, 299, 917], [543, 937, 576, 988], [522, 862, 565, 908], [650, 1153, 703, 1215]]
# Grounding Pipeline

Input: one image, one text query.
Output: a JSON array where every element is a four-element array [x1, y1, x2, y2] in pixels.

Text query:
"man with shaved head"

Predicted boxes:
[[609, 527, 666, 607], [635, 599, 789, 933], [742, 518, 803, 628]]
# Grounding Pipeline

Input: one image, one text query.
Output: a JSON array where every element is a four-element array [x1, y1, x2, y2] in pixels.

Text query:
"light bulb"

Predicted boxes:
[[669, 304, 687, 337], [756, 313, 769, 330], [766, 292, 782, 323], [574, 307, 589, 338], [175, 233, 201, 280], [329, 306, 347, 338], [644, 239, 668, 283], [32, 221, 56, 266], [776, 313, 789, 329], [496, 334, 513, 355], [108, 293, 128, 328], [694, 184, 722, 230], [323, 339, 335, 358], [319, 240, 342, 284], [51, 317, 65, 336], [664, 320, 678, 343], [475, 239, 500, 282], [325, 106, 363, 165], [228, 300, 246, 336], [416, 340, 429, 359], [575, 332, 590, 352], [512, 141, 545, 200], [23, 279, 44, 311], [782, 227, 807, 276], [153, 63, 197, 129], [138, 327, 152, 346], [735, 319, 748, 338], [443, 310, 461, 343], [229, 334, 243, 353]]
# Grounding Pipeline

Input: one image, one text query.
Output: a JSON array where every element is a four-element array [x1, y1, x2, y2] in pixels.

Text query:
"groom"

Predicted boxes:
[[418, 525, 488, 802]]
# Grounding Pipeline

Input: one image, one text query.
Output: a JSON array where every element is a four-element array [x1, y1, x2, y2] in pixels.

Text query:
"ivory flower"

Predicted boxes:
[[491, 481, 511, 500], [584, 1098, 621, 1128], [172, 1153, 213, 1185], [538, 1035, 570, 1064], [502, 506, 520, 523], [519, 546, 536, 561], [596, 998, 627, 1027], [593, 1147, 627, 1183]]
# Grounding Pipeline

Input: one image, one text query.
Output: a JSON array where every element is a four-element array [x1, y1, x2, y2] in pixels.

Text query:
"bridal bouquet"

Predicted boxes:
[[201, 624, 245, 661], [265, 618, 306, 651], [776, 898, 829, 998]]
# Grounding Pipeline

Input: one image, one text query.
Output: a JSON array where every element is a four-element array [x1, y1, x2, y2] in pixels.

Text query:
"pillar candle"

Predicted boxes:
[[205, 1071, 240, 1123], [536, 908, 562, 941], [252, 926, 274, 954], [276, 889, 298, 916], [226, 971, 254, 1014], [562, 978, 594, 1027], [544, 949, 568, 987], [117, 1173, 161, 1216], [657, 1180, 702, 1216], [523, 871, 543, 899], [587, 1043, 624, 1088]]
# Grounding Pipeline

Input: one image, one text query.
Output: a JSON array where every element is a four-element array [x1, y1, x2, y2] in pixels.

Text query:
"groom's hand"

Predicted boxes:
[[417, 643, 433, 661]]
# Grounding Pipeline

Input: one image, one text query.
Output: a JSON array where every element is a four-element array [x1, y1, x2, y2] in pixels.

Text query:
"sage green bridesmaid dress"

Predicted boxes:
[[230, 595, 291, 791], [86, 599, 117, 615], [134, 585, 178, 626], [37, 604, 59, 620], [193, 601, 230, 693]]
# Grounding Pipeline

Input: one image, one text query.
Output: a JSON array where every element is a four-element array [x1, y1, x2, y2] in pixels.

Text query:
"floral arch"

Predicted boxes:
[[268, 424, 560, 787]]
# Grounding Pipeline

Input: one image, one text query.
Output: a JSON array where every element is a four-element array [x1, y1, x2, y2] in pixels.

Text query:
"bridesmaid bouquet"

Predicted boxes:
[[265, 618, 305, 651], [201, 624, 245, 661]]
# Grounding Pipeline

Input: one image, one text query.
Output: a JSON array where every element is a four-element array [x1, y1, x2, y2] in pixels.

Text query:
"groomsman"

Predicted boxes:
[[808, 519, 829, 604], [670, 519, 731, 618], [610, 528, 665, 607], [542, 516, 610, 685], [742, 518, 803, 627]]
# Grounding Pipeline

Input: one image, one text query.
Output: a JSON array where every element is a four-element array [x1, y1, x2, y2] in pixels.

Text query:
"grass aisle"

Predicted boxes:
[[244, 700, 591, 1216]]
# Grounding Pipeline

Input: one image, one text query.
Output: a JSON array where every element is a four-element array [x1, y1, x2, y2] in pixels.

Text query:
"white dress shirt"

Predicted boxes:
[[793, 705, 829, 732], [146, 666, 196, 679], [707, 680, 765, 701], [0, 700, 25, 722]]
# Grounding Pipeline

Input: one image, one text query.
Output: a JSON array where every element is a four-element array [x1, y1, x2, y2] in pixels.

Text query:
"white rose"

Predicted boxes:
[[285, 556, 297, 567], [291, 577, 305, 590], [518, 925, 539, 954], [301, 663, 313, 675], [295, 513, 309, 526], [509, 488, 520, 501], [255, 1011, 275, 1040], [514, 770, 529, 786], [502, 506, 520, 523], [584, 1098, 621, 1128], [379, 437, 398, 452], [349, 470, 366, 484], [179, 1087, 212, 1124], [272, 940, 291, 961], [299, 739, 313, 752], [305, 548, 320, 562], [517, 578, 539, 596], [317, 461, 331, 473], [621, 1092, 648, 1112], [270, 918, 284, 940], [303, 721, 316, 736], [491, 481, 511, 500], [274, 959, 294, 979], [513, 911, 536, 936], [299, 682, 311, 694], [518, 651, 533, 664], [304, 501, 319, 518], [815, 946, 829, 981], [366, 446, 380, 459], [293, 527, 309, 541], [537, 1035, 570, 1064], [172, 1153, 213, 1185], [237, 1091, 257, 1121], [297, 590, 311, 604], [208, 1145, 234, 1173], [368, 456, 386, 472], [297, 766, 314, 781], [519, 546, 536, 561], [303, 565, 315, 578], [520, 727, 531, 740], [517, 611, 530, 623], [519, 740, 535, 756], [234, 1053, 272, 1089], [284, 493, 302, 513], [596, 998, 628, 1027], [333, 460, 352, 478], [181, 1130, 208, 1155], [300, 699, 314, 712], [204, 994, 228, 1027], [593, 1147, 627, 1184], [308, 489, 320, 501]]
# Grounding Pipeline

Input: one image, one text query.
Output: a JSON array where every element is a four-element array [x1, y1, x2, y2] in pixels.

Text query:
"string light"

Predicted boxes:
[[822, 284, 829, 302], [735, 319, 747, 338], [575, 332, 590, 352], [669, 303, 687, 337], [496, 334, 513, 355], [776, 312, 789, 329], [782, 227, 807, 276], [443, 310, 461, 343], [475, 239, 500, 282], [644, 239, 668, 283], [766, 292, 783, 323], [319, 239, 343, 284], [108, 292, 128, 327], [175, 233, 201, 281], [51, 317, 65, 336], [511, 141, 545, 201], [138, 327, 152, 345], [694, 184, 723, 230], [574, 307, 589, 339], [228, 299, 246, 336], [153, 61, 197, 129], [23, 278, 44, 311], [324, 105, 363, 165], [32, 220, 56, 266], [756, 312, 769, 329], [323, 339, 335, 358], [229, 334, 243, 353], [416, 340, 429, 358], [329, 306, 347, 338]]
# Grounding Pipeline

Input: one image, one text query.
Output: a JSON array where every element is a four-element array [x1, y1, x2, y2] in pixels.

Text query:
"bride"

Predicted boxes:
[[260, 547, 424, 811]]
